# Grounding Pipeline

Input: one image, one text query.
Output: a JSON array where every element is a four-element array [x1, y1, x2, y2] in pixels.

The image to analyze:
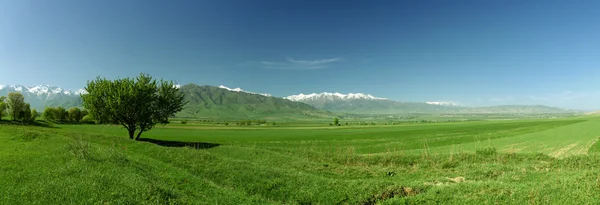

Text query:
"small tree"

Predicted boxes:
[[0, 96, 6, 121], [68, 107, 82, 122], [43, 107, 56, 121], [333, 117, 339, 126], [81, 109, 89, 118], [81, 73, 187, 140], [6, 92, 25, 121], [31, 109, 39, 122], [18, 103, 32, 124], [55, 107, 68, 122]]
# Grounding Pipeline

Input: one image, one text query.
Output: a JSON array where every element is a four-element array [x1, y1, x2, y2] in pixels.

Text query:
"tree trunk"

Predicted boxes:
[[135, 130, 144, 140], [128, 128, 135, 139]]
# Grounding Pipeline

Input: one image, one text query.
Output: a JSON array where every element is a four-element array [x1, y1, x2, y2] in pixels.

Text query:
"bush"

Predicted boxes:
[[224, 122, 229, 126], [81, 115, 95, 124], [181, 120, 188, 124], [476, 147, 497, 156]]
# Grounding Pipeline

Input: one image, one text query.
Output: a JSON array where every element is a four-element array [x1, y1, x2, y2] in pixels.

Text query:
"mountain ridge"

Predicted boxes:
[[0, 84, 580, 115]]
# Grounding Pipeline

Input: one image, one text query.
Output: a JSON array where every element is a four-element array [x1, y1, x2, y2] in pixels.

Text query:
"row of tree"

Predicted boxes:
[[43, 107, 90, 122], [0, 93, 38, 123], [0, 92, 93, 124], [3, 73, 186, 141]]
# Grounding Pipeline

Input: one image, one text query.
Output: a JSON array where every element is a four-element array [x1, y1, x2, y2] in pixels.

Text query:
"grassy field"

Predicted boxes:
[[2, 116, 600, 204]]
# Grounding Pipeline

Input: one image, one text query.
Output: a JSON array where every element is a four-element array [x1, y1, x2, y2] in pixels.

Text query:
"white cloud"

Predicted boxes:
[[260, 57, 342, 70]]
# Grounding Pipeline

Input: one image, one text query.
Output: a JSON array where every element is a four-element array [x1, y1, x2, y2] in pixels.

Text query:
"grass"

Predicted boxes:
[[2, 117, 600, 204]]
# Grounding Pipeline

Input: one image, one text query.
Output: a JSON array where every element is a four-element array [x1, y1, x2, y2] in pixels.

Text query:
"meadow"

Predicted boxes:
[[2, 116, 600, 204]]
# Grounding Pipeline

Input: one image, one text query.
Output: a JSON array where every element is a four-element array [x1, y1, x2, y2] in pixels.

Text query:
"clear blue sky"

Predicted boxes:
[[1, 0, 600, 110]]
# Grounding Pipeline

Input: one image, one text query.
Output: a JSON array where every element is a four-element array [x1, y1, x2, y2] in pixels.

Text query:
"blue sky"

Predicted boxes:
[[1, 0, 600, 110]]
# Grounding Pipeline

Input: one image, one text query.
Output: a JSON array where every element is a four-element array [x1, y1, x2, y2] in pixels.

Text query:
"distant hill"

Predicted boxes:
[[0, 84, 578, 117], [285, 92, 577, 114], [178, 84, 331, 119], [462, 105, 577, 114]]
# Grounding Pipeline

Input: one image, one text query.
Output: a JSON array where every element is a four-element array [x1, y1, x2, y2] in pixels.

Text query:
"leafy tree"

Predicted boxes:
[[18, 103, 32, 124], [81, 109, 89, 118], [56, 107, 68, 122], [6, 92, 25, 121], [81, 73, 187, 140], [68, 107, 82, 122], [31, 109, 39, 122], [333, 117, 339, 126], [0, 96, 6, 121], [81, 115, 95, 124], [43, 107, 56, 121]]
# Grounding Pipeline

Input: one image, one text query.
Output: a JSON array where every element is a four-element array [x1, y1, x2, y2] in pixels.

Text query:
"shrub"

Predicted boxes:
[[476, 147, 497, 156], [81, 115, 95, 124], [181, 120, 188, 124]]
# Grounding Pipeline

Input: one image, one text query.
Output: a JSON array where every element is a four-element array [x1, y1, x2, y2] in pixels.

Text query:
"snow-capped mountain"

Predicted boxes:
[[284, 92, 468, 114], [0, 84, 84, 110], [285, 92, 387, 101], [218, 85, 272, 97], [425, 101, 462, 106], [1, 84, 82, 96]]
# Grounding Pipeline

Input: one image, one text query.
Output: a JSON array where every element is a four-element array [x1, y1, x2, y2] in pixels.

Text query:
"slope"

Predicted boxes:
[[178, 84, 331, 119]]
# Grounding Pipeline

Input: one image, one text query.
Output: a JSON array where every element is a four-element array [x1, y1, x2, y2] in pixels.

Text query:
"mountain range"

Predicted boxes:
[[284, 92, 575, 114], [0, 84, 578, 117], [0, 85, 84, 110]]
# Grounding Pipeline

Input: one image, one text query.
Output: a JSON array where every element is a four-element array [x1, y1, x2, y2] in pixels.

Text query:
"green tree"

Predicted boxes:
[[55, 107, 68, 122], [81, 109, 89, 117], [43, 107, 56, 121], [18, 103, 32, 123], [333, 117, 339, 126], [6, 92, 25, 121], [0, 96, 6, 121], [81, 73, 187, 140], [31, 109, 39, 122], [68, 107, 82, 122]]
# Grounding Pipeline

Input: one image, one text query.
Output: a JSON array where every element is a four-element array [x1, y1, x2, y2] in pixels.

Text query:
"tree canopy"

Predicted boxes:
[[81, 73, 187, 140], [6, 92, 25, 121]]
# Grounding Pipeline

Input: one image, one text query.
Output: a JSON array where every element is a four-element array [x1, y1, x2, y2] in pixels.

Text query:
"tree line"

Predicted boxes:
[[3, 73, 187, 140], [0, 93, 37, 123], [42, 107, 92, 123], [0, 92, 92, 124]]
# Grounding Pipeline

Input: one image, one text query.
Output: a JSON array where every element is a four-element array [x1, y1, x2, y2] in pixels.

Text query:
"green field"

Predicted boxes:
[[2, 116, 600, 204]]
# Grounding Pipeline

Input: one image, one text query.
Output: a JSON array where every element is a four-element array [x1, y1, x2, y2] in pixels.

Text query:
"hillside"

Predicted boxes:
[[463, 105, 577, 114], [0, 84, 577, 117], [286, 92, 577, 114], [178, 84, 331, 119]]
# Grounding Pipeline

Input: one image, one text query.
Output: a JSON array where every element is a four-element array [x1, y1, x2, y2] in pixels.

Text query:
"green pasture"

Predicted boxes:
[[2, 116, 600, 204]]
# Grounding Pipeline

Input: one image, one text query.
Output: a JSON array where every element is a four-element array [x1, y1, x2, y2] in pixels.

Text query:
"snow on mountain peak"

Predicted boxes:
[[75, 89, 88, 95], [218, 85, 272, 97], [0, 84, 80, 95], [10, 85, 23, 92], [285, 92, 387, 101], [425, 101, 461, 106]]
